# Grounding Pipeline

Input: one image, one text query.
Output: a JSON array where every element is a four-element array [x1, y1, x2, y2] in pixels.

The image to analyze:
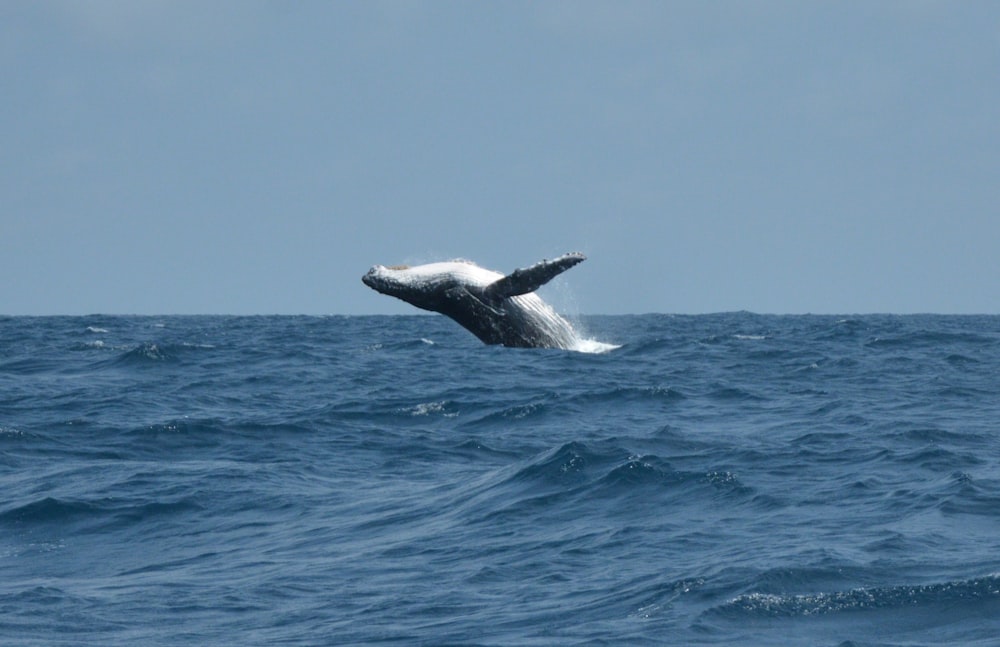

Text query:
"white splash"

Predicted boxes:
[[569, 338, 621, 354]]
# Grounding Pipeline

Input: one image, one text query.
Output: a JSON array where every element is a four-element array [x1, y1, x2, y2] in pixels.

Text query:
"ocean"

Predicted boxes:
[[2, 313, 999, 646]]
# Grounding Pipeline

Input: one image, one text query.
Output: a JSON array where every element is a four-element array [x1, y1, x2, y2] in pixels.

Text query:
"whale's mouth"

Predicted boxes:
[[363, 264, 414, 293], [361, 267, 384, 290], [362, 266, 406, 295]]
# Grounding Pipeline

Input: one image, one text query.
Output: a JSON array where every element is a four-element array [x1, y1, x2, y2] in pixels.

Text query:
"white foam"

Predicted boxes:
[[408, 401, 456, 417], [570, 338, 621, 354]]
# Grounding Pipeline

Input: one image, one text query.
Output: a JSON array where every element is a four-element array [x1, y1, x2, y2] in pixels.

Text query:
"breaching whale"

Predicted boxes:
[[362, 252, 586, 349]]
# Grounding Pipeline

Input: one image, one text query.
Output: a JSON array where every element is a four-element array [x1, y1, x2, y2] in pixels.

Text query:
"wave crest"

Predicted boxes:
[[712, 574, 1000, 618]]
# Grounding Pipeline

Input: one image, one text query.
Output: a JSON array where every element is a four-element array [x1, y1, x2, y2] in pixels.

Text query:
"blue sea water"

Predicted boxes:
[[2, 313, 1000, 646]]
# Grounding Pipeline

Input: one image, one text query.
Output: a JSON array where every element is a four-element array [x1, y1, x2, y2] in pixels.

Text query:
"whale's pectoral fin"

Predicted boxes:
[[483, 252, 586, 301]]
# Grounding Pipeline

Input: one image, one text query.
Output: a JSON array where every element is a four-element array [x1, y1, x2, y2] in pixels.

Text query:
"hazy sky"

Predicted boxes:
[[3, 1, 998, 315]]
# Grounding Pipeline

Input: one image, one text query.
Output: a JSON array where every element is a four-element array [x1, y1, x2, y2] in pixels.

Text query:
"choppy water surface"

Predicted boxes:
[[2, 314, 999, 645]]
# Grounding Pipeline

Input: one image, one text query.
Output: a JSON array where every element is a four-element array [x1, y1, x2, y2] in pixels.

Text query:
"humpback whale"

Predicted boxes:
[[362, 252, 586, 349]]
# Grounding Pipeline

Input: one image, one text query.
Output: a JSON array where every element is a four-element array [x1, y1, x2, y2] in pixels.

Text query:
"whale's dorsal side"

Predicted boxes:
[[482, 252, 586, 302]]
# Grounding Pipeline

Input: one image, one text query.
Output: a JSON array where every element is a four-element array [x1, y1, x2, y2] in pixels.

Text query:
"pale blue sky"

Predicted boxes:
[[3, 1, 998, 315]]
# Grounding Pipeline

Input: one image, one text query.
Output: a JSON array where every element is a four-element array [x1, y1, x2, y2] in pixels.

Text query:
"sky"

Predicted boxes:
[[2, 1, 999, 315]]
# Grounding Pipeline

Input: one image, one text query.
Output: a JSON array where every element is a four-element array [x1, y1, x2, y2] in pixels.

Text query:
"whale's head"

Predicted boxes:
[[363, 261, 476, 311]]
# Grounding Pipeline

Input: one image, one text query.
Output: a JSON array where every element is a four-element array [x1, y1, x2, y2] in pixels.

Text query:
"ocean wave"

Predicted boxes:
[[598, 454, 685, 488], [364, 337, 448, 352], [481, 441, 755, 508], [567, 385, 687, 407], [507, 441, 611, 486], [614, 337, 676, 355], [0, 495, 201, 529], [97, 341, 213, 368], [865, 329, 999, 349], [707, 383, 766, 402], [64, 339, 217, 368], [0, 496, 100, 524], [402, 400, 458, 417], [710, 574, 1000, 618]]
